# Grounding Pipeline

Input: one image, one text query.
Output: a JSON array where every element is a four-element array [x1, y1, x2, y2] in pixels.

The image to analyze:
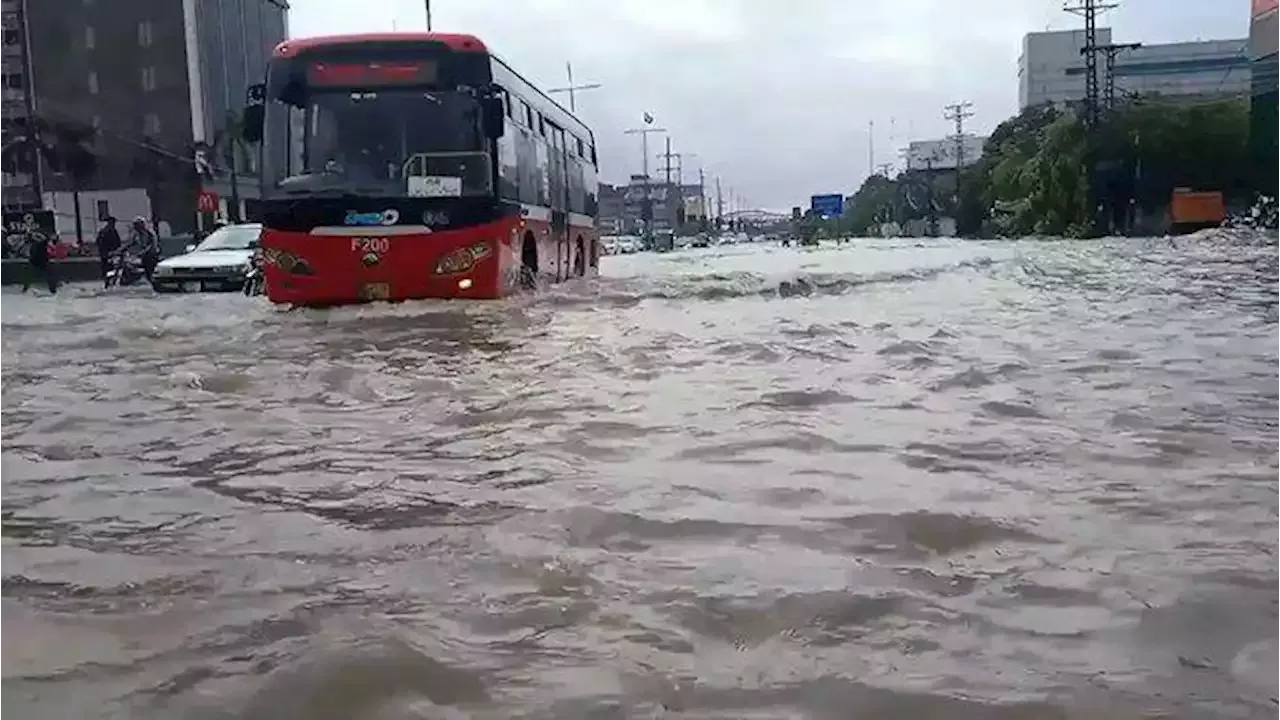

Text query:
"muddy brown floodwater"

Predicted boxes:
[[2, 233, 1277, 719]]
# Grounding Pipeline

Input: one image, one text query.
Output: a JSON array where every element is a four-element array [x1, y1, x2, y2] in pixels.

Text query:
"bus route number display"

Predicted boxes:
[[307, 61, 437, 87]]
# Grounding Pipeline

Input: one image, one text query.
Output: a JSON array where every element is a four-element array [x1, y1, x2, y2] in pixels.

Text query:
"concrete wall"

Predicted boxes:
[[40, 188, 165, 243], [1019, 29, 1249, 109]]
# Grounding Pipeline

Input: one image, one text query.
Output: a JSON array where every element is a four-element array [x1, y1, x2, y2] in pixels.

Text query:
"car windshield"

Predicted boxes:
[[263, 89, 492, 199], [195, 226, 261, 252]]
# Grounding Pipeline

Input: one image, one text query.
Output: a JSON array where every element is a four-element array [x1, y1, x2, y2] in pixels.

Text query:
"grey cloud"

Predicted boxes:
[[290, 0, 1247, 210]]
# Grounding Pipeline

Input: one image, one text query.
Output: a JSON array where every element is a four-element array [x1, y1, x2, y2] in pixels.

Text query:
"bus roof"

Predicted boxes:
[[273, 32, 488, 59], [271, 33, 593, 145]]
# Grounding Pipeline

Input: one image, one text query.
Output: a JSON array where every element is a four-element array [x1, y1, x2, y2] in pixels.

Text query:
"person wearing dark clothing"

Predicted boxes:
[[96, 216, 123, 288], [20, 229, 58, 294], [128, 217, 161, 283]]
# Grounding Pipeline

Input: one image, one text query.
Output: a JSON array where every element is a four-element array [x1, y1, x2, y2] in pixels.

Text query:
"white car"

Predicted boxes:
[[152, 223, 262, 293]]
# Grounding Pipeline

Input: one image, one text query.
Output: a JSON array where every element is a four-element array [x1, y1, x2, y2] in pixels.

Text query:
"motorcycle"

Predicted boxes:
[[105, 252, 146, 288], [242, 250, 265, 296]]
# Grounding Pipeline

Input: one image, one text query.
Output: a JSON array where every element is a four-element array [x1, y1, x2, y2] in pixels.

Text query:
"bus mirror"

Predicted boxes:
[[242, 83, 266, 143], [242, 104, 264, 144], [482, 96, 505, 139]]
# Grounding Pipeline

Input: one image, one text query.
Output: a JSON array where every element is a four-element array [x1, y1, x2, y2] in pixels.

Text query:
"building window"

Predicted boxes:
[[84, 25, 95, 50], [2, 72, 22, 90], [87, 70, 98, 94], [2, 28, 18, 47], [143, 113, 161, 135], [140, 66, 156, 91], [137, 20, 153, 47]]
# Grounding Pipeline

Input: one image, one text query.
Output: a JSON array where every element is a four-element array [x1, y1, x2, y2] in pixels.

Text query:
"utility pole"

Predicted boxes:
[[867, 119, 875, 183], [657, 137, 676, 186], [657, 150, 692, 186], [624, 114, 666, 247], [1065, 0, 1120, 237], [698, 167, 708, 233], [943, 101, 974, 171], [546, 61, 602, 113], [1064, 0, 1118, 130], [424, 0, 432, 30], [925, 153, 939, 237], [715, 176, 724, 231], [1099, 43, 1141, 112], [16, 0, 43, 209]]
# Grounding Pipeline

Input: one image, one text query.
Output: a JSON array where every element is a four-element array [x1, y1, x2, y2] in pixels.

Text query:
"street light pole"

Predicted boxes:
[[424, 0, 432, 30], [624, 114, 666, 247], [546, 62, 602, 113]]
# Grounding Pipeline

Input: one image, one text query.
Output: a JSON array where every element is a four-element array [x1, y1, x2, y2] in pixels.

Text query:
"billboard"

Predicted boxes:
[[810, 194, 844, 218], [904, 136, 988, 171]]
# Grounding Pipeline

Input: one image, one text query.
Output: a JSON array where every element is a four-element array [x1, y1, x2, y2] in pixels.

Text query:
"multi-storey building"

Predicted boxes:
[[608, 175, 704, 234], [1019, 29, 1250, 110], [1, 0, 286, 238], [1251, 0, 1278, 193], [1, 0, 40, 209]]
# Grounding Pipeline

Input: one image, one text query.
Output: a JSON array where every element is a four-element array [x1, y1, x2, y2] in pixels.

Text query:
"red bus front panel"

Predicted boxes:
[[261, 218, 524, 305]]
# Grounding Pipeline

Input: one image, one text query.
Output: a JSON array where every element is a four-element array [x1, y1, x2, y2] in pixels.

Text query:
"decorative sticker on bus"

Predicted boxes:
[[344, 209, 400, 226]]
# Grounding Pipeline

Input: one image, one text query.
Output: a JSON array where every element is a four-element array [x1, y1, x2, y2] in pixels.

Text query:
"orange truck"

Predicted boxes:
[[1169, 188, 1226, 234]]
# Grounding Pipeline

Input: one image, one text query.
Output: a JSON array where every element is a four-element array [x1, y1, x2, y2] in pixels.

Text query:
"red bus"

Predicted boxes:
[[241, 32, 600, 305]]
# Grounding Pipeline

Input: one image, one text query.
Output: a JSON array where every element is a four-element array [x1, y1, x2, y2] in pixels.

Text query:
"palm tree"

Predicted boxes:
[[0, 116, 98, 240]]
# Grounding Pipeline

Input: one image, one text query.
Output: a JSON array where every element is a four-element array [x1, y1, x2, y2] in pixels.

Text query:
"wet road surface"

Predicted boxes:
[[2, 234, 1277, 719]]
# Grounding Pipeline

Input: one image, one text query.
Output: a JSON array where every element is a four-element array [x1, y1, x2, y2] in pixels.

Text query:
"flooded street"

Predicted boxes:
[[2, 234, 1277, 719]]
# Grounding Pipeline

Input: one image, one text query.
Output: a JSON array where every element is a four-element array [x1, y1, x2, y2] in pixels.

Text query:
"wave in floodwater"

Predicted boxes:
[[2, 235, 1277, 719]]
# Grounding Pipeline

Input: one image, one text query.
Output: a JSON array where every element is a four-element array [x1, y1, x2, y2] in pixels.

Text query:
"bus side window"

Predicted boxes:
[[503, 89, 512, 119], [523, 102, 533, 129], [576, 138, 584, 158]]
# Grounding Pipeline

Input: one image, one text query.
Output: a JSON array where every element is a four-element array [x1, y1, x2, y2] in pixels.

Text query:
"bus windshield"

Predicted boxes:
[[264, 88, 492, 199]]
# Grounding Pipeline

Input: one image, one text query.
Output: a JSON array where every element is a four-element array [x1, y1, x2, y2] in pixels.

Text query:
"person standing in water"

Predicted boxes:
[[19, 214, 58, 294], [95, 216, 122, 289]]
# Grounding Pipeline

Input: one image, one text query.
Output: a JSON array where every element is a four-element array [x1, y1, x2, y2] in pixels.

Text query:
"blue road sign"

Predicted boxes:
[[810, 193, 844, 218]]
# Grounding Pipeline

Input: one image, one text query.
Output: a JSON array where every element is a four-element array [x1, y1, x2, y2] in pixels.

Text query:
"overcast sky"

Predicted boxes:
[[289, 0, 1250, 211]]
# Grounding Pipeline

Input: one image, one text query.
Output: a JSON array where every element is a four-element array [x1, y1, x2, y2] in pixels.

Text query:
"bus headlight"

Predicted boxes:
[[434, 243, 491, 275]]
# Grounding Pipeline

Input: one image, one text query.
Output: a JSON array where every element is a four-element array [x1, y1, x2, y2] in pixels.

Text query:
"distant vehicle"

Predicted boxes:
[[1169, 188, 1226, 234], [152, 223, 262, 293], [241, 32, 600, 306], [650, 230, 675, 252], [616, 236, 642, 254]]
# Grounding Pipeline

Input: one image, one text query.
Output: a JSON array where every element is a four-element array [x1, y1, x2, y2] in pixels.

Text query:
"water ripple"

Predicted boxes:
[[2, 234, 1276, 719]]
